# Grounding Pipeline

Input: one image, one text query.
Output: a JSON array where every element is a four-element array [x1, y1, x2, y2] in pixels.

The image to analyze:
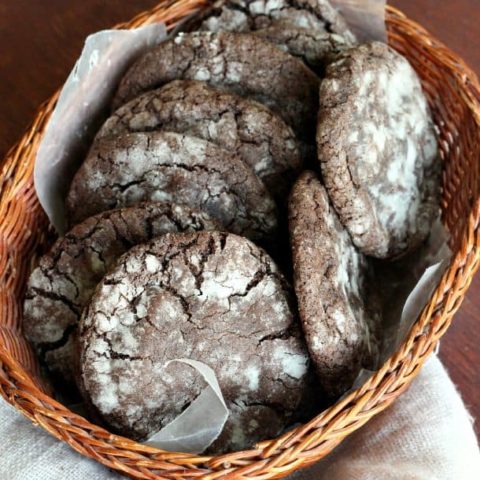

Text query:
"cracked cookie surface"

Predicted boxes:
[[65, 131, 278, 244], [198, 0, 356, 43], [289, 171, 380, 397], [112, 31, 319, 141], [99, 80, 302, 200], [78, 231, 310, 453], [317, 42, 440, 258], [23, 202, 218, 384], [254, 22, 350, 73]]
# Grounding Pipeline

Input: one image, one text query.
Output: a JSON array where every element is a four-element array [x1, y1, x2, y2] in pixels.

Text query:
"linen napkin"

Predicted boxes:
[[1, 355, 479, 480]]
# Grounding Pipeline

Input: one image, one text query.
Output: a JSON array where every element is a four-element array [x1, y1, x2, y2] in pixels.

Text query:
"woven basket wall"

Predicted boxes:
[[1, 1, 479, 479]]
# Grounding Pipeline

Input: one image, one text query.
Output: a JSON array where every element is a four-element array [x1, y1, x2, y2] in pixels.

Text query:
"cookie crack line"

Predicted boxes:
[[232, 399, 288, 417], [257, 321, 298, 346], [228, 267, 267, 299], [109, 218, 135, 250], [143, 239, 206, 330], [40, 262, 81, 302], [37, 323, 77, 360], [26, 286, 80, 316], [92, 331, 149, 362], [88, 242, 107, 269], [187, 234, 218, 293]]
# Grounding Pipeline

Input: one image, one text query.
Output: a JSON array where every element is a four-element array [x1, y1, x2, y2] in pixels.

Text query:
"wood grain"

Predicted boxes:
[[0, 0, 478, 438]]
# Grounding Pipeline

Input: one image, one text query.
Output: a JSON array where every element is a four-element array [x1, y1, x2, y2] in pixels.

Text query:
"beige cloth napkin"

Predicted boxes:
[[1, 355, 479, 480], [292, 355, 480, 479]]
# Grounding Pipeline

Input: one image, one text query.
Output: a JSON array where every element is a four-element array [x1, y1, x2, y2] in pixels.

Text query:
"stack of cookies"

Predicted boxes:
[[23, 0, 440, 454]]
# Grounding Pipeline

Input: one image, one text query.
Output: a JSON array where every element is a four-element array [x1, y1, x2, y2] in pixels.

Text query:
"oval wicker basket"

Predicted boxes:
[[1, 1, 479, 478]]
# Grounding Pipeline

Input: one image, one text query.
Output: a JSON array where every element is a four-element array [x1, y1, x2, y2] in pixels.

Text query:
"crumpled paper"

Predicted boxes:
[[350, 220, 451, 392], [332, 0, 386, 42], [146, 359, 229, 453], [35, 23, 167, 233], [31, 0, 444, 455], [376, 219, 451, 361]]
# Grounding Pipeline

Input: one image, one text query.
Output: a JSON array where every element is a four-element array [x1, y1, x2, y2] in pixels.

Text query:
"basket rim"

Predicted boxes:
[[1, 2, 480, 479]]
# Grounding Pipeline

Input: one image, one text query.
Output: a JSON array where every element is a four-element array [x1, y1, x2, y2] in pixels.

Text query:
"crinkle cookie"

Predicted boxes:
[[317, 41, 440, 258], [99, 80, 302, 200], [78, 231, 310, 453], [199, 0, 356, 43], [289, 171, 380, 397], [112, 32, 319, 141], [65, 132, 278, 244], [23, 202, 218, 384]]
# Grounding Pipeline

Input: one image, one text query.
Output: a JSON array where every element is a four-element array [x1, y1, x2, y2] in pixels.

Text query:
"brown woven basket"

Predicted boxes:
[[1, 1, 479, 478]]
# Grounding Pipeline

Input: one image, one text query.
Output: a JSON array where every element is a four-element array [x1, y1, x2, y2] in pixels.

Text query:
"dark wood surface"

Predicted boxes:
[[0, 0, 478, 436]]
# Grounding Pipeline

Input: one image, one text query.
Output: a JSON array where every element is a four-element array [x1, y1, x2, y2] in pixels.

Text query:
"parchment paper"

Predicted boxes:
[[332, 0, 386, 42], [376, 219, 451, 361], [35, 23, 167, 233], [146, 359, 229, 453], [349, 220, 451, 392]]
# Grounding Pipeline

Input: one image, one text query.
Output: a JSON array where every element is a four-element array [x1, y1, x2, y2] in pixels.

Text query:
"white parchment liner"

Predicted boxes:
[[146, 360, 229, 453], [332, 0, 386, 42], [31, 0, 452, 454], [35, 24, 167, 233]]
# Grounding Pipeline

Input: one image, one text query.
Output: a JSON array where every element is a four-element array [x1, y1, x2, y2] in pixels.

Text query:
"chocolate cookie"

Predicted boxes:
[[254, 23, 349, 73], [23, 202, 218, 384], [317, 42, 440, 258], [78, 231, 310, 452], [65, 132, 278, 244], [198, 0, 356, 43], [98, 80, 302, 200], [112, 32, 319, 141], [289, 171, 380, 397]]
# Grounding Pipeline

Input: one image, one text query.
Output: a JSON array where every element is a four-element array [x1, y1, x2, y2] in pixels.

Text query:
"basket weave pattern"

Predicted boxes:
[[1, 1, 479, 479]]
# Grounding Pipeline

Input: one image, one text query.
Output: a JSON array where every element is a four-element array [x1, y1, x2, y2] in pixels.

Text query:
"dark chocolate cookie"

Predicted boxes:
[[317, 42, 440, 258], [65, 132, 278, 244], [254, 22, 349, 73], [289, 171, 380, 397], [199, 0, 356, 43], [23, 202, 218, 384], [99, 80, 302, 200], [112, 32, 319, 141], [78, 231, 310, 453]]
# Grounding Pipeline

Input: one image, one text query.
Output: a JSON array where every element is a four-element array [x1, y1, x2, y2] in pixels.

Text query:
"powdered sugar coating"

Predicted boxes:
[[98, 80, 302, 200], [317, 42, 440, 258], [112, 31, 319, 141], [23, 202, 218, 384], [199, 0, 356, 44], [254, 23, 350, 73], [78, 231, 310, 453], [65, 131, 278, 244], [289, 171, 380, 397]]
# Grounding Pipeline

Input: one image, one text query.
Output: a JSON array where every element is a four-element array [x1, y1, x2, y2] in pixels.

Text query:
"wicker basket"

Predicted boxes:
[[1, 1, 479, 478]]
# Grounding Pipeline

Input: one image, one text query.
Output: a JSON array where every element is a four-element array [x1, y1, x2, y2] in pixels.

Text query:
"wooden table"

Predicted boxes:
[[0, 0, 478, 437]]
